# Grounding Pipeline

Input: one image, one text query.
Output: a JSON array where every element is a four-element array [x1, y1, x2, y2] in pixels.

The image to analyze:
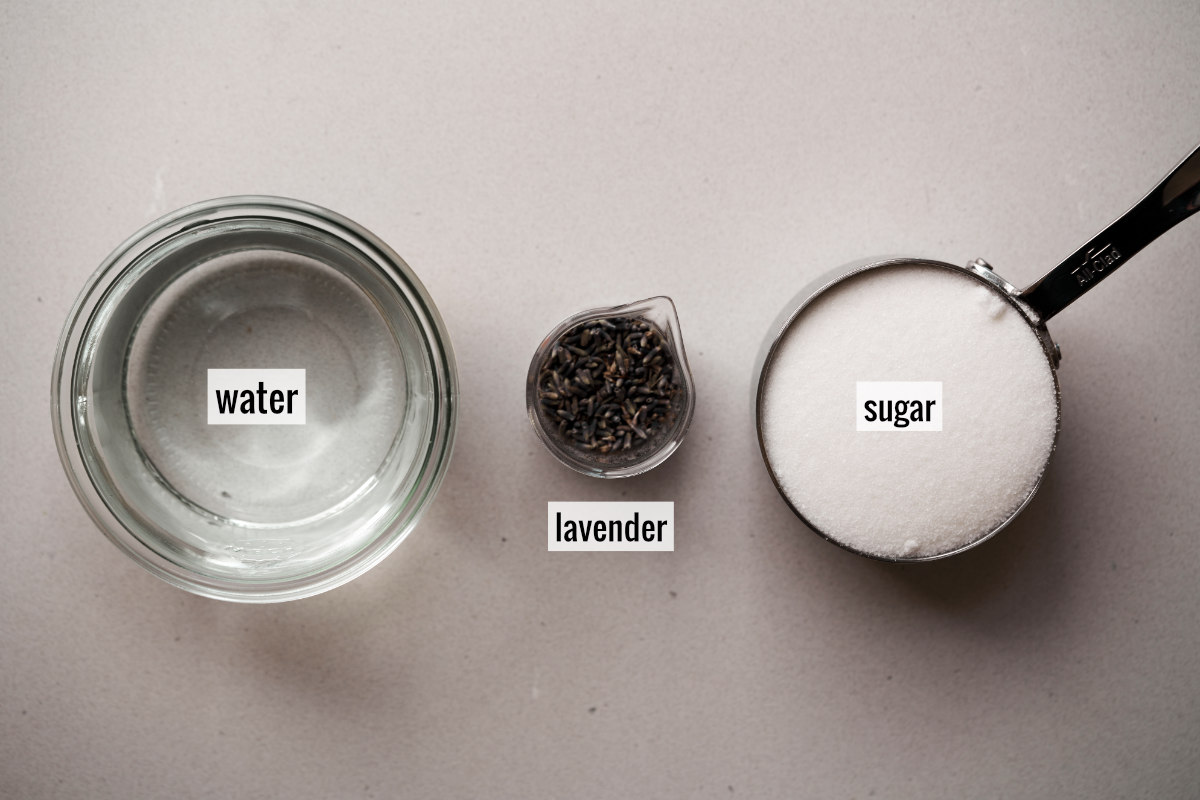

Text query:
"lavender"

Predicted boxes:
[[535, 316, 679, 456]]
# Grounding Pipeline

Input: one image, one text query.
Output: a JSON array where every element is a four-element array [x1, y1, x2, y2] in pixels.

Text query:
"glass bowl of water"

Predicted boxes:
[[52, 197, 458, 602]]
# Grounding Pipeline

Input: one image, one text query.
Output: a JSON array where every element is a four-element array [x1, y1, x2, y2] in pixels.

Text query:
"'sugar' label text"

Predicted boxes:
[[856, 381, 942, 431]]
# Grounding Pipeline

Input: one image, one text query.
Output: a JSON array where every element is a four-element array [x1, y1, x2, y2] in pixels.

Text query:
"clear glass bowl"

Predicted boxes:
[[526, 296, 696, 478], [52, 197, 458, 602]]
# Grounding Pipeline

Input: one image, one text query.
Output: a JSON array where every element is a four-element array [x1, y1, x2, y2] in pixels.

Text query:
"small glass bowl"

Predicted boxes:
[[52, 197, 458, 602], [526, 296, 695, 478]]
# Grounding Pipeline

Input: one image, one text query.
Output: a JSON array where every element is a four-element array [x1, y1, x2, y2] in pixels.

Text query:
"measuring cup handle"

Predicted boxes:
[[1020, 142, 1200, 322]]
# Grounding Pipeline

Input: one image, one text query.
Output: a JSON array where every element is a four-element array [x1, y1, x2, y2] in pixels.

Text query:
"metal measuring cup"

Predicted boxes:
[[755, 142, 1200, 561]]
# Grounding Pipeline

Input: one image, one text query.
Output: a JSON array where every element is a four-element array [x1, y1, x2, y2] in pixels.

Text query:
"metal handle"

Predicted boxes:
[[1020, 142, 1200, 321]]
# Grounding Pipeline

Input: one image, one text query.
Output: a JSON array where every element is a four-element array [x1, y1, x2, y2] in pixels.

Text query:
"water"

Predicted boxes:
[[126, 249, 406, 526]]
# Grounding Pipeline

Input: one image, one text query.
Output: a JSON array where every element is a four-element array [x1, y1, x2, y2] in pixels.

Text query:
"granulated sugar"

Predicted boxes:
[[760, 264, 1058, 558]]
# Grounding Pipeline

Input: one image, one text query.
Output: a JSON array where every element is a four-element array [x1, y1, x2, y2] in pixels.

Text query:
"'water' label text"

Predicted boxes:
[[208, 369, 306, 425]]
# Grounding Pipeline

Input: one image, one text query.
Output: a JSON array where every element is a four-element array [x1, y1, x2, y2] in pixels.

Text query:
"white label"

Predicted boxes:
[[548, 502, 674, 552], [856, 381, 942, 431], [207, 369, 306, 425]]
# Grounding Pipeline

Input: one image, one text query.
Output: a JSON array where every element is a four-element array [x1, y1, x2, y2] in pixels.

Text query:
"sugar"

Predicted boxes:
[[760, 265, 1058, 559]]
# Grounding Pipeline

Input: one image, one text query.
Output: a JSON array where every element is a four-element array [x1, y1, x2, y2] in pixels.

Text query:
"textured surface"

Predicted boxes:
[[3, 2, 1200, 798]]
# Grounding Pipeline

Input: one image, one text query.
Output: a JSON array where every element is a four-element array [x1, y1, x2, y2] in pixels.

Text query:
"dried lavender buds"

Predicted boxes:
[[535, 316, 680, 458]]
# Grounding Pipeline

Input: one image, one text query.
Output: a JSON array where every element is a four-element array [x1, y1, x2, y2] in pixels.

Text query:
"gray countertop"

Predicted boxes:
[[3, 2, 1199, 797]]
